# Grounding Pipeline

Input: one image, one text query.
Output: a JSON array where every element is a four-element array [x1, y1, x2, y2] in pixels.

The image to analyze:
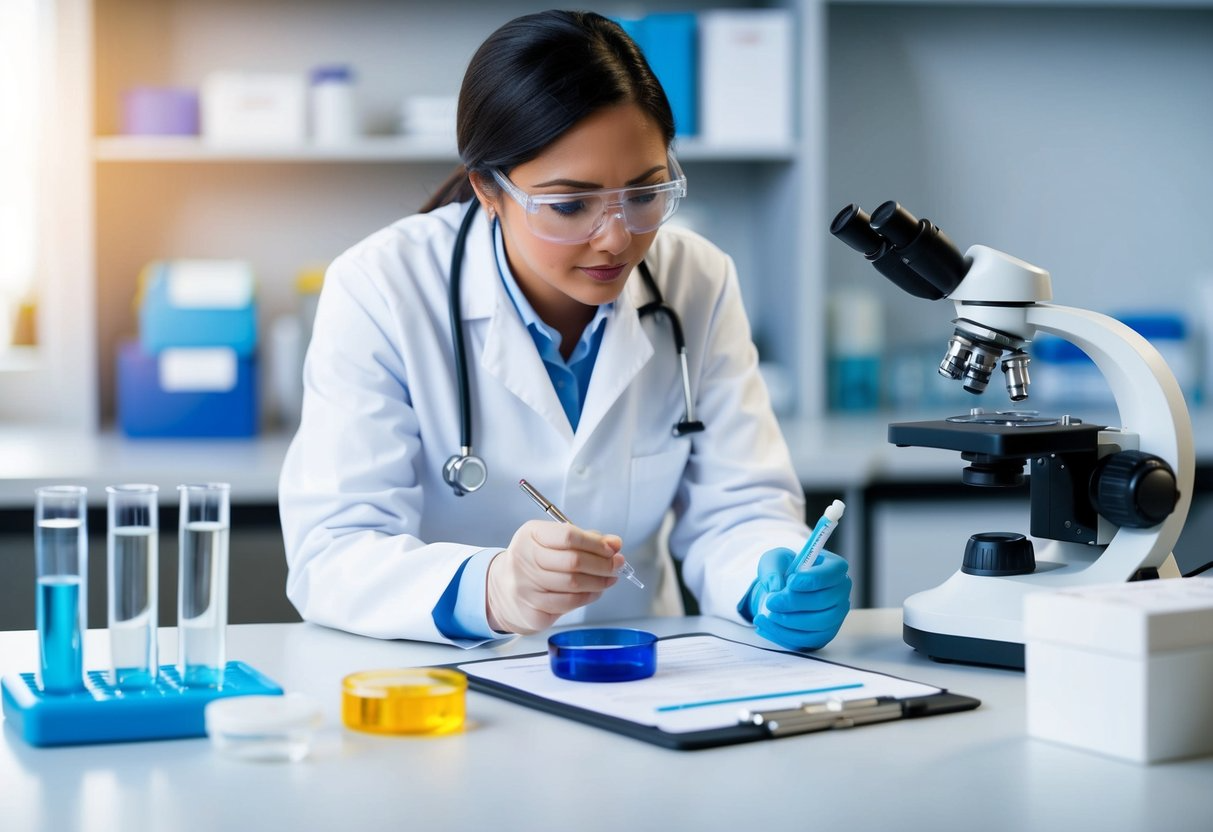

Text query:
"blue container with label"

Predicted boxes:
[[117, 341, 258, 438], [139, 260, 257, 356]]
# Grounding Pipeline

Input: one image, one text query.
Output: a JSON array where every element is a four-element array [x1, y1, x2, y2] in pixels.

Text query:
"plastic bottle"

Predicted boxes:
[[309, 65, 357, 145]]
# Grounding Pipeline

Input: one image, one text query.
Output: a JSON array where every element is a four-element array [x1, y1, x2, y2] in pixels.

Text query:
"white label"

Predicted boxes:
[[167, 261, 254, 309], [159, 348, 238, 393]]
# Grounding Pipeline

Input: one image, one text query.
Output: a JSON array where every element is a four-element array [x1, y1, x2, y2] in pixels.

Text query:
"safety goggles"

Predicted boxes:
[[490, 153, 687, 244]]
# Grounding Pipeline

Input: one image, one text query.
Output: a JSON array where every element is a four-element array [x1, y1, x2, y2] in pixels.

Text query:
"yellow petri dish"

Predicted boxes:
[[341, 668, 467, 736]]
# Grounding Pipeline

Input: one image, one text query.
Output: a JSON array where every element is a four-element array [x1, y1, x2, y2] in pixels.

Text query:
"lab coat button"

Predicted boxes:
[[575, 465, 590, 477]]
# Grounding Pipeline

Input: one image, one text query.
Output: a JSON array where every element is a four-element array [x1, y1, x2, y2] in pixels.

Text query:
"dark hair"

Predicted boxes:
[[421, 10, 675, 212]]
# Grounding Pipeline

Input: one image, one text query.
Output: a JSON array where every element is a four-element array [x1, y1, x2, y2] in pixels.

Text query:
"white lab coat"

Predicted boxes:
[[279, 201, 810, 645]]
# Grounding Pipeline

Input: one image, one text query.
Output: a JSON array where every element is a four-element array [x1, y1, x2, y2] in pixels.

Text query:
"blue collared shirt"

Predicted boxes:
[[491, 219, 611, 431], [431, 218, 611, 642]]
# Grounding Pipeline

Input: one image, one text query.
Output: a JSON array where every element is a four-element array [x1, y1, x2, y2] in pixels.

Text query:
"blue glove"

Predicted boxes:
[[740, 547, 851, 651]]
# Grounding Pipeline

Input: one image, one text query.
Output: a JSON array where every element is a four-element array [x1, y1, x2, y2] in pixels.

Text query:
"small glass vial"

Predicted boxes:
[[107, 484, 159, 688], [309, 64, 357, 145]]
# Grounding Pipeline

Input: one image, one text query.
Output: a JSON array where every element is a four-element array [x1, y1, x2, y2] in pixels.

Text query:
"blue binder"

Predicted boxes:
[[616, 13, 697, 137]]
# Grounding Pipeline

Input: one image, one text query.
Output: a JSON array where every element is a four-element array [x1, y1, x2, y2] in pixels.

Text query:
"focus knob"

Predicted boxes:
[[961, 532, 1036, 577], [1091, 451, 1179, 528]]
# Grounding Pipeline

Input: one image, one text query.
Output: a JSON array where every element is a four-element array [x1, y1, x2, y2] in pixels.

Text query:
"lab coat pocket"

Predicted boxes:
[[626, 448, 689, 543]]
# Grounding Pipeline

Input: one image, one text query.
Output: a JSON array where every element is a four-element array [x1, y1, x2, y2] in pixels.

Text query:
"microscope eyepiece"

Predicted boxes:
[[830, 204, 884, 257], [868, 200, 968, 297], [829, 203, 947, 300], [869, 201, 922, 248]]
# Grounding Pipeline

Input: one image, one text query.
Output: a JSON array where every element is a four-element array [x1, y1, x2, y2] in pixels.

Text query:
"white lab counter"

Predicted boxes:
[[1, 610, 1210, 832], [0, 427, 292, 507]]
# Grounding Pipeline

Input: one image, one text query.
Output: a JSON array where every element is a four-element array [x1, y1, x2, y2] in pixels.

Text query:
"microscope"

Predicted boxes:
[[830, 201, 1194, 669]]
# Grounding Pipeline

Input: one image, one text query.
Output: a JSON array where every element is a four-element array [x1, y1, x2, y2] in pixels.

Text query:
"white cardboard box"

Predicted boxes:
[[1025, 578, 1213, 763], [202, 71, 306, 146], [698, 9, 794, 148]]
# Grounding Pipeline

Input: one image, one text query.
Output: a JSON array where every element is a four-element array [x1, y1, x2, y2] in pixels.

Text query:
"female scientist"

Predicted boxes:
[[278, 10, 850, 649]]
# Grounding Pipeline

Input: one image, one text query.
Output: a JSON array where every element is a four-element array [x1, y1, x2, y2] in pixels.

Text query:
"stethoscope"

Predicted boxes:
[[443, 200, 705, 496]]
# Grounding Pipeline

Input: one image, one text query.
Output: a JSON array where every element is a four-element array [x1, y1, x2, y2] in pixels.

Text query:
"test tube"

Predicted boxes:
[[177, 483, 230, 687], [34, 485, 88, 694], [107, 484, 159, 688]]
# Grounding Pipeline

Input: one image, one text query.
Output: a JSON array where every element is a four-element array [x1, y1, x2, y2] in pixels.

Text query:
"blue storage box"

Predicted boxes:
[[616, 13, 697, 136], [139, 260, 257, 356], [117, 341, 259, 437]]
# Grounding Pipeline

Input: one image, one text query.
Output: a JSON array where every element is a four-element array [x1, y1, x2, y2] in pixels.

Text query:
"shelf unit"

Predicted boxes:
[[79, 0, 816, 430], [16, 0, 1213, 436], [92, 135, 799, 164]]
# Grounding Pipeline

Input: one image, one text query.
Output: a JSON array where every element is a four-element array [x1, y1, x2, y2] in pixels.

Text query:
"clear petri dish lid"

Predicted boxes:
[[205, 693, 323, 735]]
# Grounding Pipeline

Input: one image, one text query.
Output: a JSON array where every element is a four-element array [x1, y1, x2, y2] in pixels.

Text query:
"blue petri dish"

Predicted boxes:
[[548, 628, 658, 682]]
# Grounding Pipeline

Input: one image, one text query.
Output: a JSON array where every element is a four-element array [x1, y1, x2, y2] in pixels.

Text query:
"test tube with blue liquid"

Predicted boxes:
[[107, 484, 159, 688], [35, 485, 88, 694], [178, 483, 230, 687]]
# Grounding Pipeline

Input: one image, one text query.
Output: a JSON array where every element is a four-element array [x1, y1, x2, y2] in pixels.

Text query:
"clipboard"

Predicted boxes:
[[451, 632, 980, 750]]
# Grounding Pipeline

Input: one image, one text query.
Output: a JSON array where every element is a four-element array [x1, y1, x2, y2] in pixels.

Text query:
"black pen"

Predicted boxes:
[[518, 479, 643, 589]]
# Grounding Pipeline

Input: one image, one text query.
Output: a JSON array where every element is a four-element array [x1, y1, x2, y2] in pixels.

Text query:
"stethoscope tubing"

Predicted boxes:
[[449, 199, 482, 453], [445, 199, 702, 495]]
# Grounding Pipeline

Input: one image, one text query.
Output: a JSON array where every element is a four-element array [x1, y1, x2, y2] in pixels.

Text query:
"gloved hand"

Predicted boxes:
[[486, 520, 624, 634], [742, 547, 851, 651]]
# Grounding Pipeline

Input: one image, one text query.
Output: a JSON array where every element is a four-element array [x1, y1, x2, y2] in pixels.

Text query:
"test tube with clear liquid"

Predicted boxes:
[[107, 484, 159, 688], [35, 485, 88, 694], [178, 483, 230, 687]]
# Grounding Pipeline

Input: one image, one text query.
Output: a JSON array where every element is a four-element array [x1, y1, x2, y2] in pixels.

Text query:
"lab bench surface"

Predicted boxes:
[[0, 426, 292, 507], [1, 611, 1210, 832]]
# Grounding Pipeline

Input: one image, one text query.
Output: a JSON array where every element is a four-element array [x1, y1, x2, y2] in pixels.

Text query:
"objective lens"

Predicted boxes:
[[962, 345, 1001, 394], [1002, 352, 1031, 402], [939, 335, 973, 380]]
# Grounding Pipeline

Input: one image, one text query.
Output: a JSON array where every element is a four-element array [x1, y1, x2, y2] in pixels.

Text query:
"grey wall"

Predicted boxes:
[[825, 5, 1213, 351]]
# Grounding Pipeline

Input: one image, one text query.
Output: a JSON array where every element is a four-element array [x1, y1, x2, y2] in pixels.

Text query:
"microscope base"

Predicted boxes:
[[902, 552, 1183, 670], [903, 624, 1024, 670]]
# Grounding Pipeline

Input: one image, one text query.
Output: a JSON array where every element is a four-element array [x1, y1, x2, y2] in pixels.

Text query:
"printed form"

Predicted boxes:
[[459, 635, 941, 733]]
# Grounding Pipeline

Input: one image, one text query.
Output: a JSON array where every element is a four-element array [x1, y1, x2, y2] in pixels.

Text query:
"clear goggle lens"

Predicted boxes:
[[490, 157, 687, 245]]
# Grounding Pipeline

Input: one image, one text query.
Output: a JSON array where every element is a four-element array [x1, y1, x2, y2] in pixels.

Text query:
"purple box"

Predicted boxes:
[[121, 87, 200, 136]]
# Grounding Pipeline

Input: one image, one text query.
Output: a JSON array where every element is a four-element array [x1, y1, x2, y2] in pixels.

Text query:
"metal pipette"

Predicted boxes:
[[518, 479, 644, 589]]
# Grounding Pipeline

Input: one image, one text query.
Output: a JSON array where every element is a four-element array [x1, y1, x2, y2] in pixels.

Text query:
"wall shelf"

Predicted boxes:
[[93, 135, 798, 164]]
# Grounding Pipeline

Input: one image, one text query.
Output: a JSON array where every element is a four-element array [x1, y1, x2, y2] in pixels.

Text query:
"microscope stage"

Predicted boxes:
[[889, 418, 1106, 457]]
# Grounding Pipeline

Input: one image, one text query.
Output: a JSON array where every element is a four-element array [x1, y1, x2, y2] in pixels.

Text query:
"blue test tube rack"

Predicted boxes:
[[1, 661, 283, 747]]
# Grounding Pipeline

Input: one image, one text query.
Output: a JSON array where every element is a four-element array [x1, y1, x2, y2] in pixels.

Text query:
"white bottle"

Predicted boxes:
[[309, 65, 357, 145]]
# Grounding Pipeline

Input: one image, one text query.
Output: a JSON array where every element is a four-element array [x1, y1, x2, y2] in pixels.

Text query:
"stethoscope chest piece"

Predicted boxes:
[[444, 449, 487, 496]]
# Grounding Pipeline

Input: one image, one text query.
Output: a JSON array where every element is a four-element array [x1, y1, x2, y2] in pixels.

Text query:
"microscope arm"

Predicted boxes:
[[1023, 303, 1194, 578]]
